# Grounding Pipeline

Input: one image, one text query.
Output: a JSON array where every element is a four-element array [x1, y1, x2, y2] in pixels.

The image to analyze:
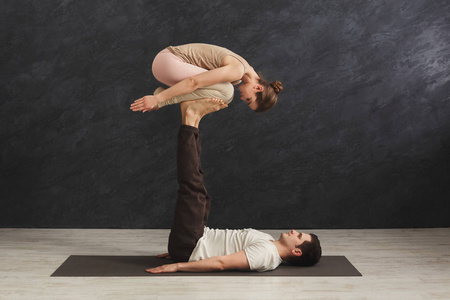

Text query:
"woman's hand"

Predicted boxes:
[[130, 95, 159, 113]]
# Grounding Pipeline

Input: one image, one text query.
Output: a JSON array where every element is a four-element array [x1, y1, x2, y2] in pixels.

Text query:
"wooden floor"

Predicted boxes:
[[1, 228, 449, 299]]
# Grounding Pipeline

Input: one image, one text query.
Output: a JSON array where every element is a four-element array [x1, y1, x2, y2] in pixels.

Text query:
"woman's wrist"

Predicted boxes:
[[154, 93, 165, 103]]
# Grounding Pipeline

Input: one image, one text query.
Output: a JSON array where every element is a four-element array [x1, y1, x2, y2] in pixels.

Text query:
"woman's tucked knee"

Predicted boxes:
[[220, 83, 234, 104], [206, 82, 234, 104]]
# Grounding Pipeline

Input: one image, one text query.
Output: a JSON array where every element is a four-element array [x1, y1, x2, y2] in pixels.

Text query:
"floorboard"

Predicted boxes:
[[1, 228, 449, 299]]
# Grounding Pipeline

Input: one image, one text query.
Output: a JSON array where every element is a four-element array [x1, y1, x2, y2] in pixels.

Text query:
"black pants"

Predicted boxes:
[[168, 125, 211, 262]]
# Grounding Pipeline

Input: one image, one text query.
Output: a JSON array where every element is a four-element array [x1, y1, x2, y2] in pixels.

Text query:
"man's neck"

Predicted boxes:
[[271, 240, 290, 260]]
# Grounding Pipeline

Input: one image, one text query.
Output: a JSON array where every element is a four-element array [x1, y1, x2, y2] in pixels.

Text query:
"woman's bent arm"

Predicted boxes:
[[155, 64, 244, 104], [130, 63, 244, 112]]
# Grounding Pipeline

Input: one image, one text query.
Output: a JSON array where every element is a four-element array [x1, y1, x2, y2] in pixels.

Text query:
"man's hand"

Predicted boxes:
[[156, 253, 171, 259], [146, 263, 179, 273]]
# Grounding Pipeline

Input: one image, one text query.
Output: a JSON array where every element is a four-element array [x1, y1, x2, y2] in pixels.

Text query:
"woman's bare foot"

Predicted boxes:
[[181, 98, 228, 128]]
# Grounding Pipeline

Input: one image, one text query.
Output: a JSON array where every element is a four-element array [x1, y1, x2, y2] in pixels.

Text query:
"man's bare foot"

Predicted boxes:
[[181, 98, 228, 128], [184, 98, 228, 117]]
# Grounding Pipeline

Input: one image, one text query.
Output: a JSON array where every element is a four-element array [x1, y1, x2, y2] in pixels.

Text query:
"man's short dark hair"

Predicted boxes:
[[285, 233, 322, 267]]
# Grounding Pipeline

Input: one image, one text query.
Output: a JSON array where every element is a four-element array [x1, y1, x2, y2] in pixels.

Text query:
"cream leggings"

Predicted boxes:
[[151, 49, 234, 108]]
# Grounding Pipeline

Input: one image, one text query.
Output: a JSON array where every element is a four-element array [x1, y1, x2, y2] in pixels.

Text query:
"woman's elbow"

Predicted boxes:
[[186, 77, 199, 90]]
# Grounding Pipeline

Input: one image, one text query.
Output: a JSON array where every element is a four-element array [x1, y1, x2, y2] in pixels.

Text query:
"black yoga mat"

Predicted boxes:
[[51, 255, 362, 277]]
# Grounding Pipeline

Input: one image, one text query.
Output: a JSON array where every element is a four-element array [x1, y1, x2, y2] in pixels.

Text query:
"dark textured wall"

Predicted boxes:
[[1, 1, 449, 229]]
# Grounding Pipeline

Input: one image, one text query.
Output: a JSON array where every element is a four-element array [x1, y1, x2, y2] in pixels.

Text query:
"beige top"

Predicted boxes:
[[167, 43, 247, 84]]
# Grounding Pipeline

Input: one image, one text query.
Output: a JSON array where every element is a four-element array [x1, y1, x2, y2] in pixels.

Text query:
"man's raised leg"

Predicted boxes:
[[168, 98, 227, 262]]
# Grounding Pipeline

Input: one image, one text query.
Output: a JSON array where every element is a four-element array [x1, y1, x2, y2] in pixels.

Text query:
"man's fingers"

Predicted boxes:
[[156, 253, 170, 259], [146, 266, 163, 273], [146, 268, 158, 273], [146, 263, 177, 273]]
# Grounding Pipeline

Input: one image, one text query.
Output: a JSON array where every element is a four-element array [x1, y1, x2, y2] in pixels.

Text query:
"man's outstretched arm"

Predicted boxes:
[[146, 250, 250, 273]]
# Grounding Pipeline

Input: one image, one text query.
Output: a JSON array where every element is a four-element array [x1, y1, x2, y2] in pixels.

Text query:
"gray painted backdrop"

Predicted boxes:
[[1, 1, 449, 229]]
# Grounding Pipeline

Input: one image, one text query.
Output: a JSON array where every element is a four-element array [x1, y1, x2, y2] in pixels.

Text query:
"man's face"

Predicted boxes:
[[279, 230, 312, 249]]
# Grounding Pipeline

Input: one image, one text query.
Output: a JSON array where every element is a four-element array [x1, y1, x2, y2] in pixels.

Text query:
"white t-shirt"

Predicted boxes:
[[189, 227, 283, 272]]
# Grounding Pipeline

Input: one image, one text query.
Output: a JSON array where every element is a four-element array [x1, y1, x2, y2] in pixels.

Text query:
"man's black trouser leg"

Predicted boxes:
[[168, 125, 211, 262]]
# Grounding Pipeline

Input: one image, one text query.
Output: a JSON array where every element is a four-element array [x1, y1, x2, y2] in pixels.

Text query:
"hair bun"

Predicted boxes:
[[270, 81, 283, 94]]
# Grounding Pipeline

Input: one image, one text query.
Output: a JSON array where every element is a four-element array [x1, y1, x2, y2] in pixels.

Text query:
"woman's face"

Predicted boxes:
[[238, 75, 264, 111]]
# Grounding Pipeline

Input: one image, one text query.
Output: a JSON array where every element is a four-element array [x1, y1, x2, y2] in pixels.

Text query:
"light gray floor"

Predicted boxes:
[[1, 228, 449, 300]]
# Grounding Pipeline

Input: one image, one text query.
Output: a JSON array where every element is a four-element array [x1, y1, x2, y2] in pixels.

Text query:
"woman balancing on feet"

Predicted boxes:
[[130, 43, 283, 113]]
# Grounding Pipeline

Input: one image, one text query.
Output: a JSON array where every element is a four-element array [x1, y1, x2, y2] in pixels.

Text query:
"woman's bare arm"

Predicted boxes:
[[130, 63, 244, 113], [155, 64, 244, 103]]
